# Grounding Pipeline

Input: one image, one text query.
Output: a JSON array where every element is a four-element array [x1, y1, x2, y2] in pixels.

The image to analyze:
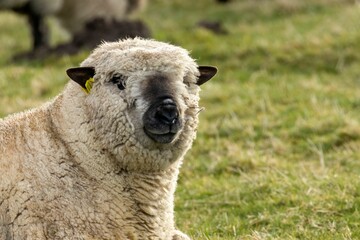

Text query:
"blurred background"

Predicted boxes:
[[1, 0, 360, 239]]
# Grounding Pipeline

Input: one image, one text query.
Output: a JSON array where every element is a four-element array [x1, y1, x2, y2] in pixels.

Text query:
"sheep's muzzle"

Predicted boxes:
[[143, 98, 182, 144]]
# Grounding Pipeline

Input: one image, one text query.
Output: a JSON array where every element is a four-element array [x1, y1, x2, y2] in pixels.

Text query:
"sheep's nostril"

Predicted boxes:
[[155, 103, 178, 125]]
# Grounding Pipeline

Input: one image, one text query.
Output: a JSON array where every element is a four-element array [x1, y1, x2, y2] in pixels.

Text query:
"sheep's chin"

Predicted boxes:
[[143, 128, 178, 144]]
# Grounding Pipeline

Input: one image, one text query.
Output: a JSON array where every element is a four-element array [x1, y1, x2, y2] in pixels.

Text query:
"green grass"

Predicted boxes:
[[1, 0, 360, 239]]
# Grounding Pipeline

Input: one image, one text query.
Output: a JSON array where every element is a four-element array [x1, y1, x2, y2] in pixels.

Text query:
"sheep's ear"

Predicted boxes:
[[197, 66, 218, 85], [66, 67, 95, 91]]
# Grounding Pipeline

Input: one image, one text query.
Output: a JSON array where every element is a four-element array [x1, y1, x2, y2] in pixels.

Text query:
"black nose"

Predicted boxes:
[[143, 97, 183, 144], [155, 98, 178, 125]]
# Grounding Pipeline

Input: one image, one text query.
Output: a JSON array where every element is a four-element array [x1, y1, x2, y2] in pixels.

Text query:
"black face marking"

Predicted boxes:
[[143, 75, 177, 103], [111, 74, 127, 90], [143, 96, 182, 144]]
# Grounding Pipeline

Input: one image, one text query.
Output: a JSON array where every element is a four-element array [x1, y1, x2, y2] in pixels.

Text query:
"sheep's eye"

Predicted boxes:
[[111, 75, 126, 90]]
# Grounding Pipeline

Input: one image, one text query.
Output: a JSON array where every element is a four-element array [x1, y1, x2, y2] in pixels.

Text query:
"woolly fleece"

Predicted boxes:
[[0, 38, 210, 239]]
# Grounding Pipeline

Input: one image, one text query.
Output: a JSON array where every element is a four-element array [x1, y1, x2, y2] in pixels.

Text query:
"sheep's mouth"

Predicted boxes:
[[144, 128, 178, 144]]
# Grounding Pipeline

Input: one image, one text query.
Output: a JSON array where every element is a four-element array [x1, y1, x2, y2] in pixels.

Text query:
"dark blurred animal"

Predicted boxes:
[[0, 0, 147, 51], [197, 20, 228, 35]]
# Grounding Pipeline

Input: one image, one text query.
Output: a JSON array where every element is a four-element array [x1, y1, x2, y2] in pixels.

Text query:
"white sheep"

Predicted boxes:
[[0, 38, 217, 239], [0, 0, 147, 50]]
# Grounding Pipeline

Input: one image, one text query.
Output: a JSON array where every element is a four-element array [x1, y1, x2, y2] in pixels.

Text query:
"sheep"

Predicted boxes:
[[0, 38, 217, 239], [0, 0, 147, 51]]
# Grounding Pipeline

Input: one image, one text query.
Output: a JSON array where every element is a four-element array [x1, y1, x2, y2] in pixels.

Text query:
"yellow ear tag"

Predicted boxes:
[[83, 77, 94, 94]]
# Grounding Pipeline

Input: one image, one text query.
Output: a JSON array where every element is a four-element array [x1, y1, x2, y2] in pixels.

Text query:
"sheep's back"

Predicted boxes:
[[56, 0, 145, 33]]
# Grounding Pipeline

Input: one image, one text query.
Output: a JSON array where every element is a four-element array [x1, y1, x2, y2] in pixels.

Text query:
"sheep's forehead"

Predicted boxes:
[[82, 39, 199, 77], [100, 49, 196, 75]]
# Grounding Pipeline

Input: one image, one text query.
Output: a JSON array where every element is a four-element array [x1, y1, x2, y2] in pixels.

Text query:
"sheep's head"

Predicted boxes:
[[66, 39, 217, 171]]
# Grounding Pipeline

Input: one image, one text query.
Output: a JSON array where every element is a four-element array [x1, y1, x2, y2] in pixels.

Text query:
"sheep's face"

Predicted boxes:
[[66, 39, 217, 171], [137, 73, 188, 144]]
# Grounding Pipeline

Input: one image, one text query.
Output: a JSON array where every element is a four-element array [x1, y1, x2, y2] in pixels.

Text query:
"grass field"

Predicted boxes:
[[1, 0, 360, 239]]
